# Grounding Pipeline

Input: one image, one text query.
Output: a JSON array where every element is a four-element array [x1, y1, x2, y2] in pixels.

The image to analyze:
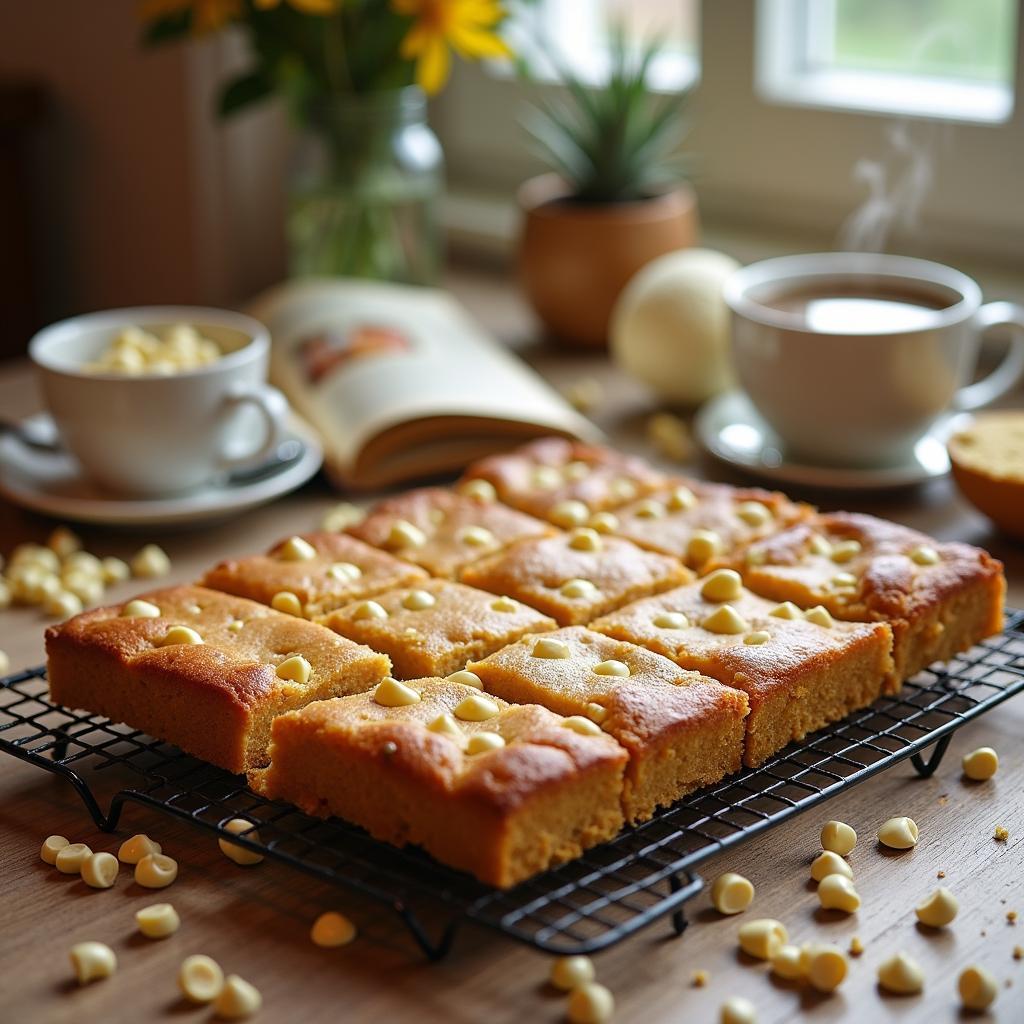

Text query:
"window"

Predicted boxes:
[[758, 0, 1018, 123]]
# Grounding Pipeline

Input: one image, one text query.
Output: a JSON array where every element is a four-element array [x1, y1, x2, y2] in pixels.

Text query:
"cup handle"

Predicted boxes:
[[954, 301, 1024, 411], [216, 382, 290, 471]]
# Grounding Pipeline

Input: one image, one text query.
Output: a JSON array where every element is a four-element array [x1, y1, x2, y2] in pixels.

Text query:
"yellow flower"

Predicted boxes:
[[394, 0, 511, 95], [139, 0, 242, 34], [254, 0, 342, 12]]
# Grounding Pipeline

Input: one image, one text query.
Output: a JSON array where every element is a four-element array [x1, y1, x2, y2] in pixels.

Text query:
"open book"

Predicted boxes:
[[249, 279, 601, 490]]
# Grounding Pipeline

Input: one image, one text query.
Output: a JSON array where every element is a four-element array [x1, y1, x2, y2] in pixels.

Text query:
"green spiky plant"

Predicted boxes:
[[523, 30, 689, 204]]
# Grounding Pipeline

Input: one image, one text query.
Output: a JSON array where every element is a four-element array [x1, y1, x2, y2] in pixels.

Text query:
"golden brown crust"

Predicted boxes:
[[321, 579, 557, 679], [45, 585, 391, 772], [460, 438, 666, 519], [347, 486, 555, 577], [200, 532, 427, 617], [461, 533, 691, 625]]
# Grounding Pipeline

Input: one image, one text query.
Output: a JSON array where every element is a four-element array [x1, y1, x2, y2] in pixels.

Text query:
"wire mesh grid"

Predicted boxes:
[[2, 609, 1023, 959]]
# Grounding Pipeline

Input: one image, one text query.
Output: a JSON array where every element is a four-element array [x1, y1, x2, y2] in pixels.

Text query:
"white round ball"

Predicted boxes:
[[611, 247, 741, 405]]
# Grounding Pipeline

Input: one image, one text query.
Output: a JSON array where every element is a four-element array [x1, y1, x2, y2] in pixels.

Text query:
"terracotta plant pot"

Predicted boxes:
[[517, 173, 699, 348]]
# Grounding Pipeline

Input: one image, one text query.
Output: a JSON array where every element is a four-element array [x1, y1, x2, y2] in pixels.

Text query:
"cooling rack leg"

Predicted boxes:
[[396, 905, 461, 962], [668, 873, 704, 937], [910, 735, 952, 778]]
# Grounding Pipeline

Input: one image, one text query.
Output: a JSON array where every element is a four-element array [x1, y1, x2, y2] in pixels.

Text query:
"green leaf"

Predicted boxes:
[[218, 70, 275, 118]]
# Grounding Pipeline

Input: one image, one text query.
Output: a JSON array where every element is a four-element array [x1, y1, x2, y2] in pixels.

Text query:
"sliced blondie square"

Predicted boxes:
[[461, 529, 691, 625], [45, 585, 391, 773], [248, 676, 628, 887], [201, 531, 428, 618], [460, 437, 666, 523], [321, 579, 557, 679], [591, 570, 893, 767], [347, 486, 555, 578], [468, 627, 748, 823], [733, 512, 1005, 687]]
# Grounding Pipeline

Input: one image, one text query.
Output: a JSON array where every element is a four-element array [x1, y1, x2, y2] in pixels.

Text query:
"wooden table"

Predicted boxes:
[[1, 267, 1022, 1023]]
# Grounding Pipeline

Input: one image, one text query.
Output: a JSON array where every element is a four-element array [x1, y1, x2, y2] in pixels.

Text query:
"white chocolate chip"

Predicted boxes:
[[427, 713, 464, 742], [633, 499, 664, 519], [915, 887, 958, 927], [771, 944, 804, 980], [458, 479, 497, 503], [909, 544, 940, 566], [374, 677, 421, 707], [720, 996, 757, 1024], [567, 981, 615, 1024], [276, 655, 312, 685], [219, 818, 264, 866], [811, 850, 853, 882], [666, 485, 697, 511], [458, 525, 494, 547], [386, 519, 426, 549], [352, 600, 388, 621], [48, 526, 82, 559], [804, 605, 834, 628], [736, 501, 771, 527], [743, 631, 770, 645], [711, 872, 755, 915], [179, 954, 225, 1003], [490, 596, 519, 613], [55, 843, 93, 874], [453, 694, 500, 722], [40, 835, 70, 865], [701, 568, 744, 602], [131, 544, 171, 578], [745, 548, 767, 566], [271, 591, 303, 617], [321, 501, 365, 531], [550, 499, 590, 528], [62, 571, 102, 606], [311, 911, 357, 947], [830, 539, 862, 563], [121, 598, 161, 618], [70, 941, 116, 984], [135, 902, 180, 939], [63, 550, 102, 577], [550, 954, 595, 991], [877, 952, 924, 994], [817, 874, 860, 913], [768, 601, 802, 620], [808, 533, 832, 557], [563, 716, 602, 736], [653, 611, 688, 629], [328, 561, 362, 582], [560, 578, 600, 600], [686, 529, 722, 564], [958, 965, 998, 1011], [466, 731, 505, 754], [532, 465, 561, 490], [820, 820, 857, 856], [45, 590, 83, 620], [878, 816, 919, 849], [803, 943, 848, 993], [584, 702, 607, 724], [568, 527, 602, 552], [159, 625, 203, 646], [447, 670, 483, 689], [564, 460, 591, 481], [81, 851, 119, 889], [593, 659, 630, 677], [135, 852, 178, 889], [227, 619, 244, 633], [831, 572, 858, 588], [588, 511, 619, 534], [402, 589, 436, 611], [278, 535, 317, 561], [738, 918, 788, 960], [532, 637, 571, 659], [962, 746, 998, 780], [702, 605, 749, 635], [0, 648, 8, 673]]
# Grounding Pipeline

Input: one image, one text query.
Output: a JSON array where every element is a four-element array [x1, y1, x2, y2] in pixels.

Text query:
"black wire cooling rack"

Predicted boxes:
[[3, 609, 1023, 961]]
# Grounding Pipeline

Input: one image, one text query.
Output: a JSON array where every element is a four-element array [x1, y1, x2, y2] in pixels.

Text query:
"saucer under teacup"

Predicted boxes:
[[695, 391, 961, 491]]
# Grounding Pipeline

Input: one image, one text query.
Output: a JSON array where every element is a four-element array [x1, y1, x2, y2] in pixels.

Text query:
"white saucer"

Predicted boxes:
[[695, 391, 959, 490], [0, 413, 323, 527]]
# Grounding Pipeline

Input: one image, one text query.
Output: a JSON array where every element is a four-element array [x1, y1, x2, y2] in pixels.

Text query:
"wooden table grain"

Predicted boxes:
[[1, 267, 1022, 1024]]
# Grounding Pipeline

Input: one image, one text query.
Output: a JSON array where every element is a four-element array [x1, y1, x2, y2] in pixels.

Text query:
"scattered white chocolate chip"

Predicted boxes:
[[562, 376, 603, 413], [428, 713, 464, 742], [532, 465, 562, 490], [647, 413, 693, 463], [70, 941, 116, 984], [593, 659, 630, 677], [64, 551, 103, 577], [909, 544, 940, 566], [0, 648, 7, 674], [320, 501, 365, 531], [271, 591, 303, 617], [386, 519, 426, 548], [135, 902, 180, 939], [804, 943, 848, 993], [831, 572, 858, 588], [131, 544, 171, 578], [40, 834, 70, 865], [447, 670, 483, 689], [374, 677, 421, 707], [62, 571, 102, 606], [563, 716, 602, 736], [567, 981, 615, 1024], [550, 954, 595, 991], [701, 568, 743, 602], [458, 479, 497, 503], [550, 500, 590, 529], [958, 964, 998, 1011], [179, 954, 225, 1003], [808, 533, 832, 556], [80, 851, 118, 889], [653, 611, 688, 629], [119, 835, 163, 868], [402, 589, 436, 611], [817, 874, 860, 913], [45, 590, 83, 619], [830, 539, 862, 564], [877, 952, 924, 994], [633, 498, 665, 519], [352, 600, 388, 621], [588, 511, 619, 533], [55, 842, 93, 874], [458, 525, 494, 547], [454, 694, 500, 722], [915, 887, 958, 927], [219, 818, 264, 866], [533, 637, 571, 659], [771, 944, 804, 980], [48, 526, 82, 559], [490, 595, 519, 612], [720, 996, 757, 1024], [561, 578, 600, 600], [686, 529, 722, 563], [278, 535, 317, 561], [743, 631, 770, 646], [466, 731, 505, 754], [962, 746, 999, 781], [328, 561, 362, 582], [311, 911, 357, 948], [227, 619, 244, 633], [568, 527, 602, 552], [121, 598, 161, 618], [610, 477, 638, 502], [878, 816, 919, 849], [738, 918, 788, 960], [768, 601, 802, 620], [804, 605, 834, 628], [711, 872, 755, 915], [811, 850, 853, 882], [820, 820, 857, 856], [135, 852, 178, 888], [584, 702, 607, 724], [736, 501, 771, 527], [702, 605, 748, 635], [159, 625, 203, 646], [564, 461, 591, 483]]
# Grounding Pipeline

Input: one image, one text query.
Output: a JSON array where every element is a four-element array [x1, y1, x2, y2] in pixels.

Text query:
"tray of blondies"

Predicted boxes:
[[1, 438, 1021, 959]]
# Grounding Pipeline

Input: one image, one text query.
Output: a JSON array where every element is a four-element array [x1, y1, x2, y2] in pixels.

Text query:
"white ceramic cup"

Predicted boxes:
[[724, 253, 1024, 467], [29, 306, 289, 496]]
